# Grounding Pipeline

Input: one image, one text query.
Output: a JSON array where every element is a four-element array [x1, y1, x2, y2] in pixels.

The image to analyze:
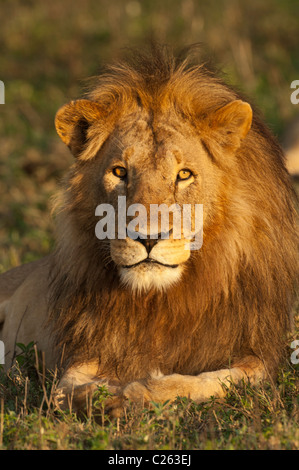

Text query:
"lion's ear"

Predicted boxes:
[[55, 99, 103, 157], [208, 100, 252, 150]]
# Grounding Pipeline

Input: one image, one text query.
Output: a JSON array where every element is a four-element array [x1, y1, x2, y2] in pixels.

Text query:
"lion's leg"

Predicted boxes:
[[56, 361, 121, 412], [122, 356, 267, 405], [55, 356, 267, 413]]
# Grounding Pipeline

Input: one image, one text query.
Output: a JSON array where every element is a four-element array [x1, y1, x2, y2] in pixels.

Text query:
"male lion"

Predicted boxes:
[[0, 46, 298, 412]]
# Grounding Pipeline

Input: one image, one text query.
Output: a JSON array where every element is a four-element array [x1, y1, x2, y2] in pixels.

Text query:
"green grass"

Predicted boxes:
[[0, 344, 298, 450]]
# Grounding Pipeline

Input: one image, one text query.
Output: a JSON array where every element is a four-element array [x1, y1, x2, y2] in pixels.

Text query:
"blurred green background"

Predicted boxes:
[[0, 0, 299, 270]]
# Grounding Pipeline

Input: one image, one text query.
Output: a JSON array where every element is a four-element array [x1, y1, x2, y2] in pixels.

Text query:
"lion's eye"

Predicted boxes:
[[112, 166, 127, 179], [177, 169, 193, 181]]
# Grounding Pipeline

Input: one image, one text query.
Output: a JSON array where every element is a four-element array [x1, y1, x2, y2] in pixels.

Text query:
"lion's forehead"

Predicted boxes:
[[122, 145, 182, 173], [116, 112, 198, 164]]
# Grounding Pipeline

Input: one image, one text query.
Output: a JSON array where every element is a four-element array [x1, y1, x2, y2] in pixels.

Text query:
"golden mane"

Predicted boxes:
[[49, 45, 298, 384]]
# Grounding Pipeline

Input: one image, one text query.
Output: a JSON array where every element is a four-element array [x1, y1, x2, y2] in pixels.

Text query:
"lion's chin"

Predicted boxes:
[[119, 263, 184, 293]]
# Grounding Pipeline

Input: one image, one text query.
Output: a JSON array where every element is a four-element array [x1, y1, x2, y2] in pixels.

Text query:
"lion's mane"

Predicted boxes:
[[49, 46, 298, 383]]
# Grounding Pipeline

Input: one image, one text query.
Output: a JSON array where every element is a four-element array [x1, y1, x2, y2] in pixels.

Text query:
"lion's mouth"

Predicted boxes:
[[122, 258, 179, 269]]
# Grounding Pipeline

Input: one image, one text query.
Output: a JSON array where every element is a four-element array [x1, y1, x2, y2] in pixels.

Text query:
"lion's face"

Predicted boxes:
[[55, 92, 252, 293], [89, 109, 219, 292]]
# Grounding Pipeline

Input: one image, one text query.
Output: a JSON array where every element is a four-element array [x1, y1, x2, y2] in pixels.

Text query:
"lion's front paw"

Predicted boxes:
[[122, 375, 178, 405], [123, 381, 153, 404], [93, 382, 154, 417], [54, 381, 122, 413], [54, 382, 100, 412], [54, 387, 68, 410], [103, 395, 128, 418]]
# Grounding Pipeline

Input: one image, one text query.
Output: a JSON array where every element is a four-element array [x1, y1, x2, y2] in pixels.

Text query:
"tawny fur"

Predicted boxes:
[[0, 45, 298, 411]]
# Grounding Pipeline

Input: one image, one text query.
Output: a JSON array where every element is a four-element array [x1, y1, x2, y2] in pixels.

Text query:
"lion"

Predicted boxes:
[[0, 45, 298, 413]]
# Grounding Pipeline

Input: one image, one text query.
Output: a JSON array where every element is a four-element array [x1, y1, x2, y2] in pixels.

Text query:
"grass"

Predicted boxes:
[[0, 344, 298, 450]]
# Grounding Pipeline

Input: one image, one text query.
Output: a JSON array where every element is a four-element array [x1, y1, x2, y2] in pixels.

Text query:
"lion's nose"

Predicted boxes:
[[135, 237, 159, 254], [135, 230, 172, 254]]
